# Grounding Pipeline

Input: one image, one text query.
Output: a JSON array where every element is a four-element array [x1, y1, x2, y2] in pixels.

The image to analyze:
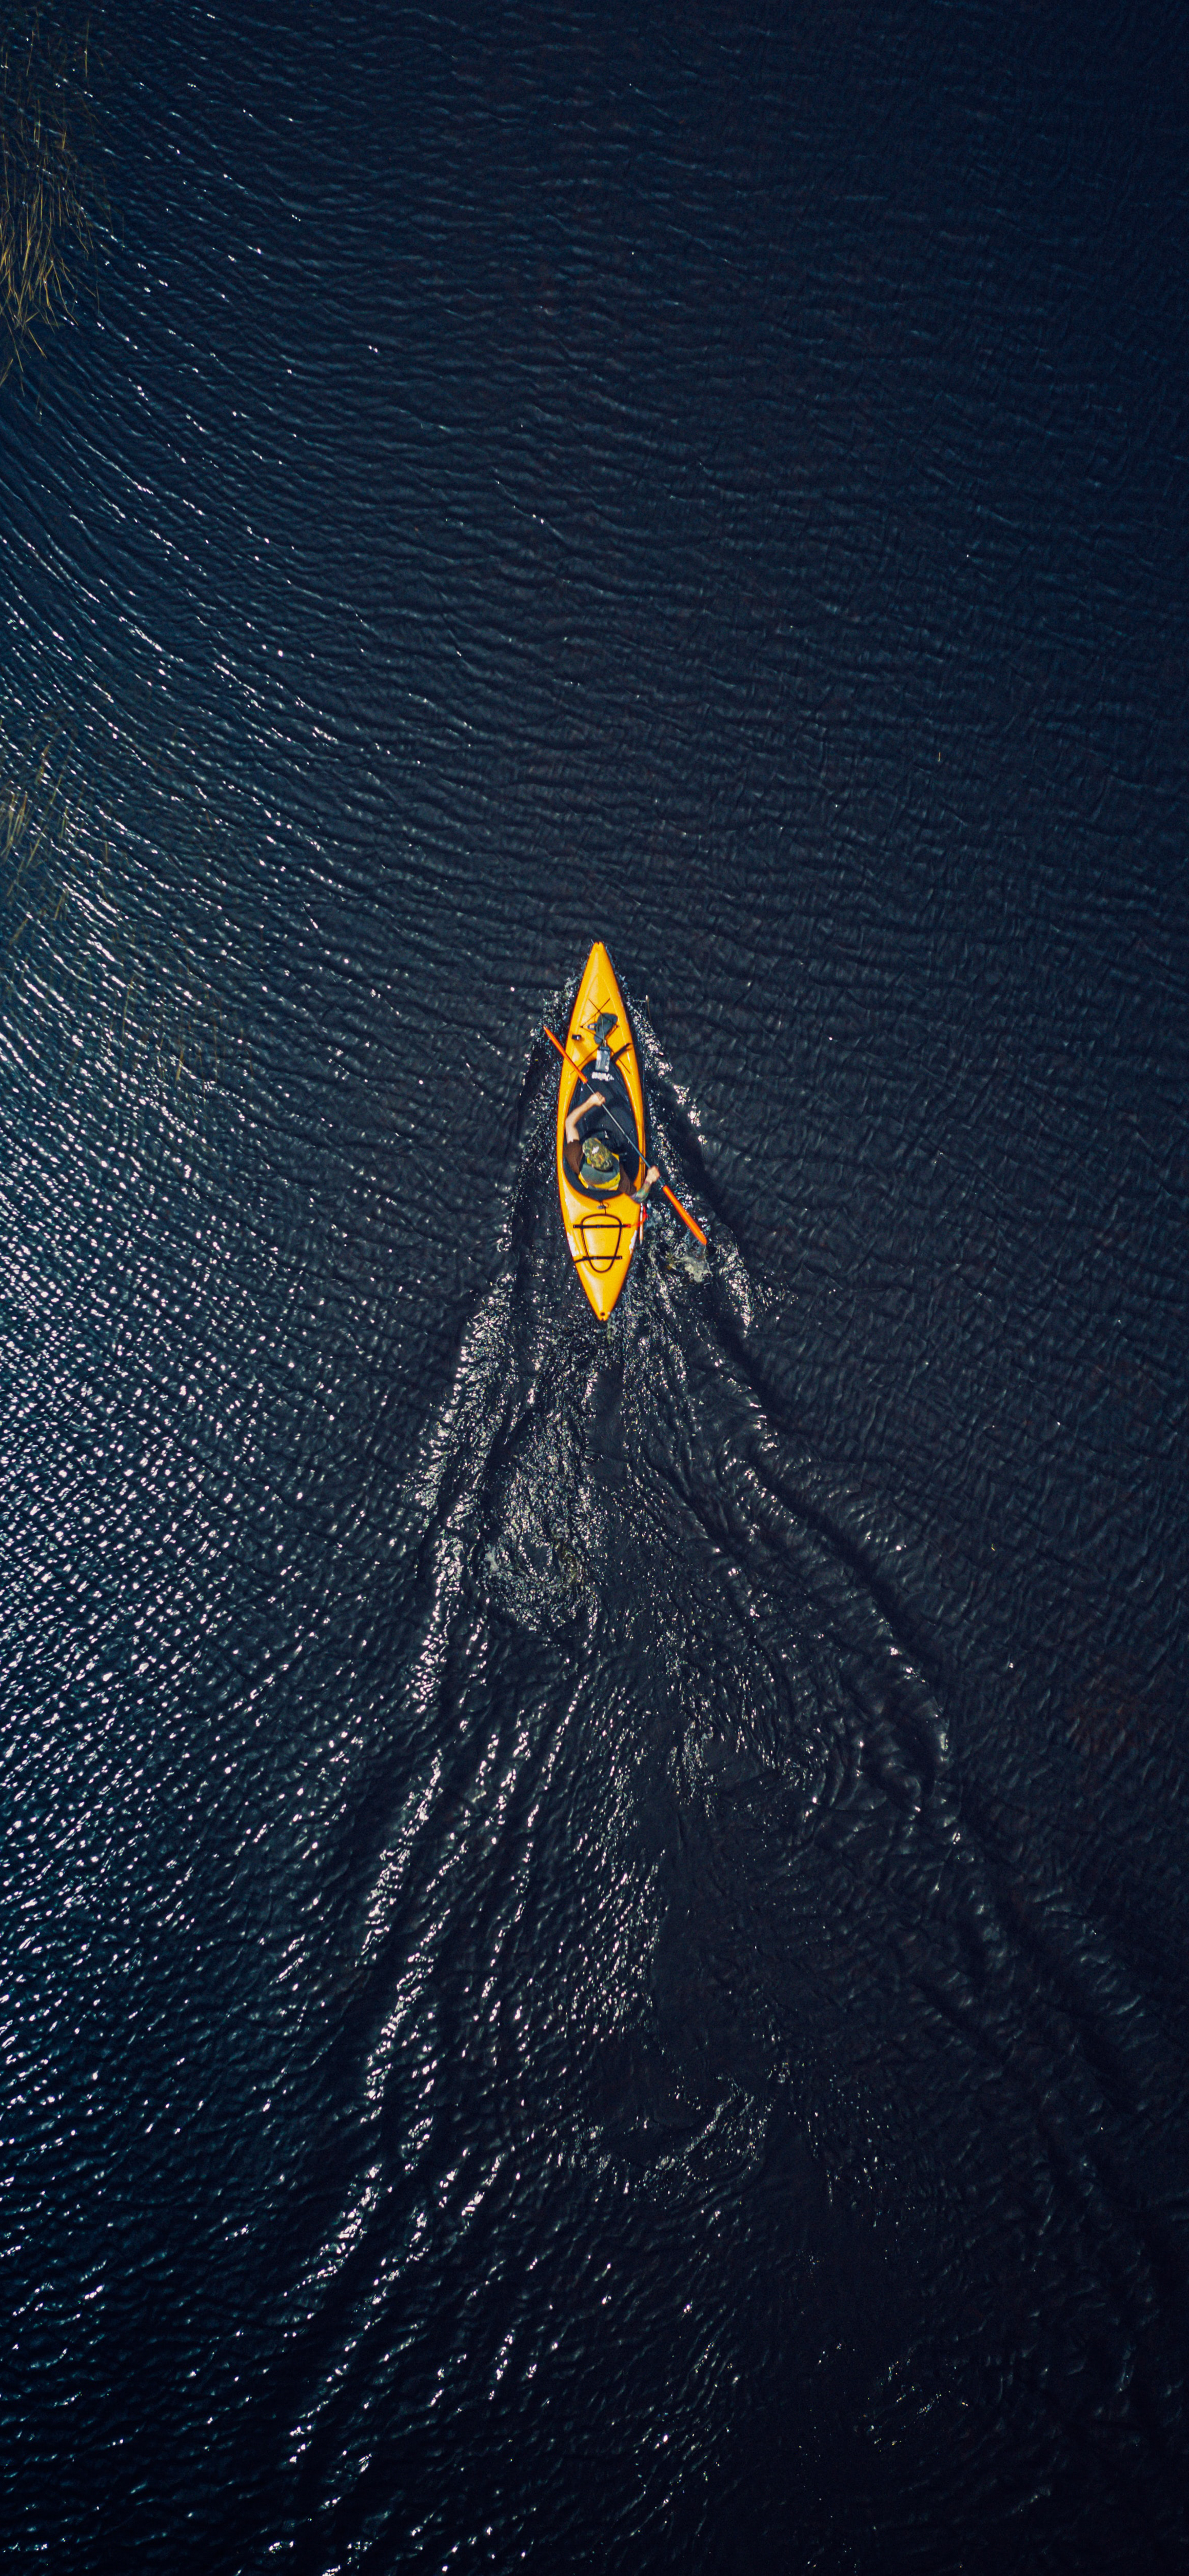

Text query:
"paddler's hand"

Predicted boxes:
[[643, 1164, 659, 1194]]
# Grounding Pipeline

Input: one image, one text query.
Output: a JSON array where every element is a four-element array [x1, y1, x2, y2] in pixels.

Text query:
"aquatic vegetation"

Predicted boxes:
[[1, 728, 81, 941], [0, 4, 102, 387], [1, 720, 243, 1099]]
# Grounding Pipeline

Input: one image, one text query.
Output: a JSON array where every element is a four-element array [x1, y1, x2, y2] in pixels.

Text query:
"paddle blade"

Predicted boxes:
[[661, 1184, 708, 1246]]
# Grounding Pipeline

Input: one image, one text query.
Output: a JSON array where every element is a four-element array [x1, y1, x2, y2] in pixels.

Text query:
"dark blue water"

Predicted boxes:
[[3, 1, 1188, 2567]]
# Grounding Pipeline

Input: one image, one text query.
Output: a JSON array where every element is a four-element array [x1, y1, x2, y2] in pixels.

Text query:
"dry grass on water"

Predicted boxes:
[[2, 725, 244, 1100], [0, 3, 102, 387]]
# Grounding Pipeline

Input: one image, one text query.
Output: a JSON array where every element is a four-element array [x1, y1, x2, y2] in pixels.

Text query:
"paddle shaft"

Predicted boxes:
[[543, 1024, 708, 1248]]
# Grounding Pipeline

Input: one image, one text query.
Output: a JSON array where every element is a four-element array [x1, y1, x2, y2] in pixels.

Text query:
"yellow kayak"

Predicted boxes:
[[554, 942, 647, 1321]]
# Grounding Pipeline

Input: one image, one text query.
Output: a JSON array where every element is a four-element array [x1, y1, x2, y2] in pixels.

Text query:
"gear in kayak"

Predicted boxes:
[[585, 1010, 620, 1086]]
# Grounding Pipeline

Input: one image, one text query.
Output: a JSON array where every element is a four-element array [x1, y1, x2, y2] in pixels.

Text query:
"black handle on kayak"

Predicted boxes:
[[543, 1024, 708, 1248]]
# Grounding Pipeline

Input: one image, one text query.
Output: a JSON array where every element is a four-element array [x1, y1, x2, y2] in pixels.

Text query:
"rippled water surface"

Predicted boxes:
[[3, 1, 1188, 2568]]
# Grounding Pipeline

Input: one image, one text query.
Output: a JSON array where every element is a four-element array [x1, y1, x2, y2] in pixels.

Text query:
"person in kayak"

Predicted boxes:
[[564, 1089, 660, 1207]]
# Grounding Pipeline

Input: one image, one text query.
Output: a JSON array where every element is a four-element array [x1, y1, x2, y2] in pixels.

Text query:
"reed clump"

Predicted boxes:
[[2, 721, 244, 1098], [1, 725, 80, 930], [0, 5, 101, 387]]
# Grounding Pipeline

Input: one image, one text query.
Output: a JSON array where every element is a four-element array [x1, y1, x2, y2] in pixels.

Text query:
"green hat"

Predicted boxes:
[[580, 1134, 621, 1193]]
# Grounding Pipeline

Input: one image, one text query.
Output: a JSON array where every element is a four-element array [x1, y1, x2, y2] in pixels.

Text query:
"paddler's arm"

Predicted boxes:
[[564, 1091, 605, 1146], [628, 1163, 661, 1207]]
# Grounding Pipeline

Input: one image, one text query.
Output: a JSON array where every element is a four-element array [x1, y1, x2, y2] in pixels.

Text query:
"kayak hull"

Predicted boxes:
[[555, 943, 646, 1321]]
